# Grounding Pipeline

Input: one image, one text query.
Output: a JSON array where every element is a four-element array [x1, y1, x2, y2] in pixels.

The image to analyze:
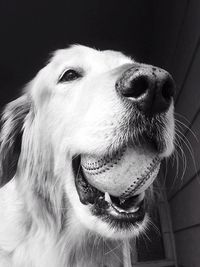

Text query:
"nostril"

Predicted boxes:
[[128, 76, 149, 98], [161, 78, 175, 102]]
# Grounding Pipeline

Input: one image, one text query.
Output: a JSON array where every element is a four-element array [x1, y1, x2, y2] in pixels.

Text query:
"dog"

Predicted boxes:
[[0, 45, 175, 267]]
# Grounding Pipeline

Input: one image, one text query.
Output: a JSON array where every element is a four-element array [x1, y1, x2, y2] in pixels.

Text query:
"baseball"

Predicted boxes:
[[81, 147, 160, 198]]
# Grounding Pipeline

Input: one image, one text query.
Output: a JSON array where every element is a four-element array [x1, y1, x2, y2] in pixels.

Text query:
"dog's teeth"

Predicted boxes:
[[105, 192, 111, 203]]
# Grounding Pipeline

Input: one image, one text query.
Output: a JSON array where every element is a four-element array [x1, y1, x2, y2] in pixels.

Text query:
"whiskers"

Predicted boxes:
[[88, 234, 124, 267], [166, 112, 199, 195]]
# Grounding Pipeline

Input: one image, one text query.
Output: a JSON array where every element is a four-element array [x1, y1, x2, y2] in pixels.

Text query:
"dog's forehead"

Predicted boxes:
[[51, 45, 133, 71]]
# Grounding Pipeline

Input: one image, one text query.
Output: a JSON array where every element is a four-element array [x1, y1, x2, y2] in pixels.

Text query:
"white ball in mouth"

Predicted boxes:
[[81, 147, 161, 198]]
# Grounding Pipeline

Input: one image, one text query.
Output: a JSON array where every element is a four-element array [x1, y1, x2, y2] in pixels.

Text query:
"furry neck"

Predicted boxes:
[[14, 177, 125, 267], [59, 213, 125, 267]]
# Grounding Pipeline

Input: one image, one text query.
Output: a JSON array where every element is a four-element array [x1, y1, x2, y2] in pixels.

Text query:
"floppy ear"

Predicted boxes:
[[0, 95, 31, 187]]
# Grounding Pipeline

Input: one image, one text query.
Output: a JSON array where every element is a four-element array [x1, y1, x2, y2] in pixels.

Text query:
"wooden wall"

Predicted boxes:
[[151, 1, 200, 266]]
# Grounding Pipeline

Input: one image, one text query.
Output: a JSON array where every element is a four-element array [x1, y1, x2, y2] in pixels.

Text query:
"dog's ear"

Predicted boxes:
[[0, 95, 31, 187]]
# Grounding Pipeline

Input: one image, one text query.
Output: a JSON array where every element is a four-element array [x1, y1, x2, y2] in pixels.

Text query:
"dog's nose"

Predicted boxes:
[[116, 65, 175, 115]]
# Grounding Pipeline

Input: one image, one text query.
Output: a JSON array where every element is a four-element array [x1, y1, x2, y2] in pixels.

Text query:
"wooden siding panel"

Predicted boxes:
[[170, 0, 200, 97], [175, 42, 200, 123], [174, 226, 200, 267], [170, 177, 200, 231], [165, 1, 200, 266]]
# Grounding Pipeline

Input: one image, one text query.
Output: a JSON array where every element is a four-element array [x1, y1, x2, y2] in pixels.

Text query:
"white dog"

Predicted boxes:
[[0, 45, 175, 267]]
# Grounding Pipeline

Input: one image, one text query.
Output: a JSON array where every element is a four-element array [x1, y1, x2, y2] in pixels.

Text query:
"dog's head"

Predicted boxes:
[[0, 45, 175, 239]]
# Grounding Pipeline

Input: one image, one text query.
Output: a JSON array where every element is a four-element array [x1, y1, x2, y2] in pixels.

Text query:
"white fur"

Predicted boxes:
[[0, 45, 175, 267]]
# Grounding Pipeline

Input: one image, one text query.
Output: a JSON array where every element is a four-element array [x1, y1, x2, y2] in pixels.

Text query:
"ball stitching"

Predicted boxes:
[[81, 149, 125, 174], [120, 158, 160, 198]]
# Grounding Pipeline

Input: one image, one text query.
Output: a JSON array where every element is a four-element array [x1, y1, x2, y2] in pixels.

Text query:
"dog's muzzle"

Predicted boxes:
[[73, 63, 176, 231], [116, 64, 176, 115]]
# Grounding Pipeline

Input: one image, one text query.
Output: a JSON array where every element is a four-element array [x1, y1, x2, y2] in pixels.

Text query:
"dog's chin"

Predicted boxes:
[[71, 155, 151, 239]]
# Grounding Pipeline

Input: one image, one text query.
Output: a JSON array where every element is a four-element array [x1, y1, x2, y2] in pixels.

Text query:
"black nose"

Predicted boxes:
[[116, 65, 176, 115]]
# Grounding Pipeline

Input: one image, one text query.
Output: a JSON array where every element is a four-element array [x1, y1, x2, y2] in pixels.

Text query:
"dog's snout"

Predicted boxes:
[[116, 65, 176, 115]]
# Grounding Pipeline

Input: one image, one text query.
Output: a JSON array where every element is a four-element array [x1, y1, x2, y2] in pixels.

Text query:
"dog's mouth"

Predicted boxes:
[[73, 153, 150, 228]]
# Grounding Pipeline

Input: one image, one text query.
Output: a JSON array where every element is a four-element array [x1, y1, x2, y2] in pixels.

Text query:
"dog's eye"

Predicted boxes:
[[59, 69, 82, 83]]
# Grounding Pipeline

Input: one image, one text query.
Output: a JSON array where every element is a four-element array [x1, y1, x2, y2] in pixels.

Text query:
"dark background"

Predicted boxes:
[[0, 0, 178, 107], [1, 1, 200, 266]]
